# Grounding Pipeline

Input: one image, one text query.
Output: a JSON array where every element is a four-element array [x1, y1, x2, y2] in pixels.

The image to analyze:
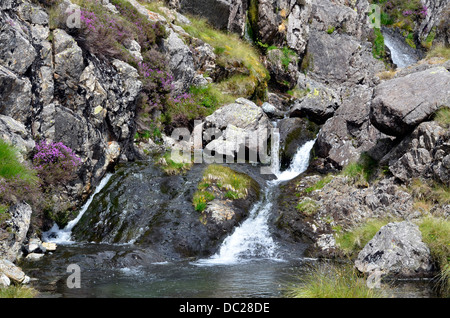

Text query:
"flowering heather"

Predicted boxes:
[[33, 140, 82, 186]]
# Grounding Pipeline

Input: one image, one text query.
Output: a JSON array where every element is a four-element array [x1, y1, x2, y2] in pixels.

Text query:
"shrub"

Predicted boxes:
[[32, 140, 82, 187]]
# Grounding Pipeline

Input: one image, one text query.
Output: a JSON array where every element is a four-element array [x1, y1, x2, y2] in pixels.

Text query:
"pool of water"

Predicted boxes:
[[20, 243, 437, 298]]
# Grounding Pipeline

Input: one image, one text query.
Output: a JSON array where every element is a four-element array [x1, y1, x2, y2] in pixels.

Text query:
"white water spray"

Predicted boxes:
[[197, 139, 316, 265], [42, 173, 113, 245]]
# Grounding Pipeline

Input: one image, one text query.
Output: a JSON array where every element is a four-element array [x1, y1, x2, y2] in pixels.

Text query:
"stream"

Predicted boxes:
[[20, 135, 438, 298]]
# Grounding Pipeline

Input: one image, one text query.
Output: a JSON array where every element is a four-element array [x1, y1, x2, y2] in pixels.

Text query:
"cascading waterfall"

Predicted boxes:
[[197, 136, 317, 265], [383, 30, 419, 68], [42, 173, 113, 245]]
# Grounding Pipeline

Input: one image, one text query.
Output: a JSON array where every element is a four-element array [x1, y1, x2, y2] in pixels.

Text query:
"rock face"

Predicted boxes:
[[380, 121, 449, 185], [72, 162, 261, 259], [370, 67, 450, 137], [0, 203, 33, 262], [355, 221, 434, 278]]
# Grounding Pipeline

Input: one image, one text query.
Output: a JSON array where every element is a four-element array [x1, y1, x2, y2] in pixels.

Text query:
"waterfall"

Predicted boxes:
[[42, 173, 113, 245], [383, 30, 419, 69], [197, 139, 316, 265]]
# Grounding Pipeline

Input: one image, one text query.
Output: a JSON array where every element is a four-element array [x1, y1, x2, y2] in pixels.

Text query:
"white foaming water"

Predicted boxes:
[[196, 139, 316, 266], [42, 173, 113, 245], [383, 31, 418, 69]]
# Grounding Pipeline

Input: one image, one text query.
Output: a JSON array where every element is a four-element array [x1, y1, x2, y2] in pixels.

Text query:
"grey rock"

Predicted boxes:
[[0, 258, 29, 284], [286, 1, 312, 53], [17, 2, 49, 25], [370, 67, 450, 136], [162, 30, 195, 95], [204, 98, 273, 160], [0, 273, 10, 287], [265, 48, 299, 89], [0, 203, 32, 262], [304, 30, 384, 87], [0, 114, 35, 158], [261, 102, 284, 118], [290, 75, 340, 124], [355, 221, 434, 277], [0, 65, 32, 123], [0, 13, 37, 75]]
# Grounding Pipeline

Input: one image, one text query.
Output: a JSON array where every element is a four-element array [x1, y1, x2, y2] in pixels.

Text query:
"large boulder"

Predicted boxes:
[[380, 121, 449, 186], [370, 67, 450, 137], [0, 203, 32, 262], [355, 221, 434, 278], [0, 258, 30, 284], [203, 98, 273, 163]]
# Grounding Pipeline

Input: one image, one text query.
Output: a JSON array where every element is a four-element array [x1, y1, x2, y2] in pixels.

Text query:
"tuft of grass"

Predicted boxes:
[[285, 262, 386, 298], [0, 140, 37, 183], [180, 16, 269, 101], [434, 107, 450, 128], [296, 198, 319, 216], [334, 219, 391, 257], [418, 217, 450, 296], [341, 153, 378, 187], [157, 151, 193, 175], [407, 178, 450, 212], [327, 26, 335, 34], [192, 165, 259, 212], [0, 286, 38, 298], [304, 175, 334, 193], [426, 44, 450, 61]]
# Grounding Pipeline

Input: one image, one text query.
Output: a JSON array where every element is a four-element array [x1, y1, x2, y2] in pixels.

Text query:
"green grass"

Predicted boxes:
[[180, 16, 269, 101], [193, 165, 259, 212], [296, 198, 319, 216], [0, 140, 37, 183], [327, 26, 335, 34], [304, 175, 334, 193], [0, 286, 38, 298], [285, 262, 386, 298], [334, 219, 391, 257], [157, 151, 193, 175], [418, 217, 450, 296], [407, 178, 450, 213], [434, 107, 450, 128], [372, 28, 386, 60], [341, 153, 378, 187]]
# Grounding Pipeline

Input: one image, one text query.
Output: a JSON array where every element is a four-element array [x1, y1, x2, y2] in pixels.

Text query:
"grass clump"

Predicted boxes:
[[192, 165, 259, 212], [157, 151, 193, 175], [296, 198, 319, 216], [0, 286, 38, 298], [418, 217, 450, 296], [334, 219, 391, 257], [180, 16, 269, 101], [434, 107, 450, 128], [304, 175, 334, 194], [285, 262, 385, 298], [341, 153, 378, 187], [407, 178, 450, 213]]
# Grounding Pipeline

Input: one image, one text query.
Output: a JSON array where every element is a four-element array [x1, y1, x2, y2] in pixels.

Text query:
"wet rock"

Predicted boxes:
[[370, 67, 450, 137], [278, 117, 318, 168], [355, 221, 434, 278]]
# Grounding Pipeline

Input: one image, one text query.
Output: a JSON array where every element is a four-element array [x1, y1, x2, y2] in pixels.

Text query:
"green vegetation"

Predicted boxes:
[[285, 262, 385, 298], [426, 44, 450, 61], [304, 175, 334, 194], [192, 165, 258, 212], [180, 16, 269, 103], [434, 107, 450, 128], [418, 217, 450, 297], [157, 151, 193, 175], [372, 28, 386, 60], [0, 140, 38, 183], [327, 26, 336, 34], [296, 198, 319, 215], [334, 219, 391, 257], [341, 153, 378, 187], [407, 178, 450, 213], [0, 286, 38, 298], [279, 47, 298, 71]]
